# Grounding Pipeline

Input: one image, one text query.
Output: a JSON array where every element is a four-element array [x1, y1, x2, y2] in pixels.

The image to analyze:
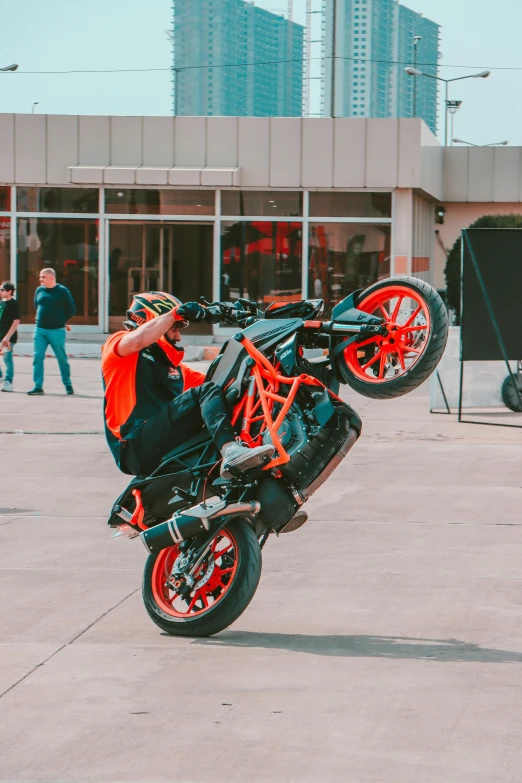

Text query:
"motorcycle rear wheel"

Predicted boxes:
[[337, 276, 448, 400], [142, 519, 262, 637]]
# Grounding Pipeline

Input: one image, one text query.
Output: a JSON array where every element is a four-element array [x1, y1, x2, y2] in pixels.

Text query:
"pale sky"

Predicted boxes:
[[0, 0, 520, 146]]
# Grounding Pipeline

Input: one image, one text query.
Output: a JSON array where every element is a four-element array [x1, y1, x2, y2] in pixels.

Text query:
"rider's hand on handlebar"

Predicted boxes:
[[176, 302, 206, 322], [236, 298, 258, 314]]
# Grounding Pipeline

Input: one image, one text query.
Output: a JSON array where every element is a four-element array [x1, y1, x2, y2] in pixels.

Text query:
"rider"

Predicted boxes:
[[101, 292, 274, 478]]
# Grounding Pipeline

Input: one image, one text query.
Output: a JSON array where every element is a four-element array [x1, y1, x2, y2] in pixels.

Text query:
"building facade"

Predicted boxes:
[[173, 0, 304, 117], [0, 114, 443, 336], [324, 0, 439, 133], [6, 113, 522, 341]]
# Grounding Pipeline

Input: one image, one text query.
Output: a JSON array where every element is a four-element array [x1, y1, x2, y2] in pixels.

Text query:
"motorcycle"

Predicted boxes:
[[108, 276, 448, 637]]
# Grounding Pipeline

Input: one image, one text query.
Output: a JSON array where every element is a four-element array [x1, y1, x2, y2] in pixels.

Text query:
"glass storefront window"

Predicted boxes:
[[105, 189, 215, 216], [0, 186, 10, 212], [221, 220, 302, 307], [309, 223, 391, 316], [17, 187, 99, 213], [0, 218, 10, 283], [309, 192, 392, 218], [17, 218, 99, 325], [221, 191, 302, 217], [108, 220, 213, 333]]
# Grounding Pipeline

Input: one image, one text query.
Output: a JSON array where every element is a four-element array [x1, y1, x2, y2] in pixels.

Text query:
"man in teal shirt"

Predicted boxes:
[[28, 267, 76, 396]]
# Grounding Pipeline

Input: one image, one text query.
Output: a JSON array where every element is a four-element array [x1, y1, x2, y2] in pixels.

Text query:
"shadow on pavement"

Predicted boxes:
[[194, 632, 522, 663], [21, 393, 103, 399]]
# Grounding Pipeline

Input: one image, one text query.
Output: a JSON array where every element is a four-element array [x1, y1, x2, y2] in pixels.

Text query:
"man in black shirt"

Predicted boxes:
[[0, 282, 20, 392], [28, 267, 76, 396]]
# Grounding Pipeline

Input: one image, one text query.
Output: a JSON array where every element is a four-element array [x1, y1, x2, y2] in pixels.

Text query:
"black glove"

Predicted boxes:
[[176, 301, 206, 321]]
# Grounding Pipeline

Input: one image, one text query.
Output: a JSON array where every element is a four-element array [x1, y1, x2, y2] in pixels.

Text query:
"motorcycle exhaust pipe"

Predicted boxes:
[[300, 427, 358, 502], [140, 501, 261, 555]]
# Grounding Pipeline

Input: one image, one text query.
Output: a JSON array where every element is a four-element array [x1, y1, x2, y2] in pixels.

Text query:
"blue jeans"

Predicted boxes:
[[2, 347, 14, 383], [33, 327, 71, 389]]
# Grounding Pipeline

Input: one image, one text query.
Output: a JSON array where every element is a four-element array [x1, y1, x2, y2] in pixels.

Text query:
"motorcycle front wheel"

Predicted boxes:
[[335, 276, 449, 400], [142, 519, 262, 637]]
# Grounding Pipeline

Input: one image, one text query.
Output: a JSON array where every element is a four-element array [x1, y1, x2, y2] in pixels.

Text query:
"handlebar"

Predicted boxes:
[[196, 298, 385, 337], [199, 297, 261, 326]]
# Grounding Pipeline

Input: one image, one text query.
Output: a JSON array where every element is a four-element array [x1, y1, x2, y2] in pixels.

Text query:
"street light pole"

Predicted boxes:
[[412, 36, 422, 118], [444, 81, 448, 146], [173, 67, 180, 116], [405, 67, 490, 145], [446, 101, 462, 146], [446, 100, 462, 146], [31, 101, 39, 114], [330, 0, 337, 117]]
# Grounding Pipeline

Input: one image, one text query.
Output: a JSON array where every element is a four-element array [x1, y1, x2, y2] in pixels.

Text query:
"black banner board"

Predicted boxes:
[[462, 228, 522, 361]]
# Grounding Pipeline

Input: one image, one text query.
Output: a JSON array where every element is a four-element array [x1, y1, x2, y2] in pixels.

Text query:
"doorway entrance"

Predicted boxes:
[[107, 221, 213, 333]]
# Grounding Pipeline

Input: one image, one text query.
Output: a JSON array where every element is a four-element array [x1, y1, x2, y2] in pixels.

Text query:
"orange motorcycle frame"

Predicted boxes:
[[230, 334, 334, 470]]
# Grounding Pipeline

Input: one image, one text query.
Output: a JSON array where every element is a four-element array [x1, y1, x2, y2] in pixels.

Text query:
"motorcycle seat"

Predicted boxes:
[[160, 429, 212, 463]]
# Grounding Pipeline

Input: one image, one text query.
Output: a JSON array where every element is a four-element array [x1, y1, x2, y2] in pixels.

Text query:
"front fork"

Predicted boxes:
[[166, 514, 233, 593], [165, 496, 261, 595]]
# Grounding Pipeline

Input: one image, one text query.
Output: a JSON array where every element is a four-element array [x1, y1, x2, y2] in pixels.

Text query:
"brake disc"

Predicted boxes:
[[194, 557, 215, 589]]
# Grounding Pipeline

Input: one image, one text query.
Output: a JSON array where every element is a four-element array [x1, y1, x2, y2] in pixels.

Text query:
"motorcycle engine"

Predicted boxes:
[[262, 408, 308, 458]]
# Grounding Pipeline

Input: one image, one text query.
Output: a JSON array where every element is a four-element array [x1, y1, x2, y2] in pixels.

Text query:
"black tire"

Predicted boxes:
[[501, 374, 522, 412], [142, 519, 262, 637], [336, 276, 449, 400]]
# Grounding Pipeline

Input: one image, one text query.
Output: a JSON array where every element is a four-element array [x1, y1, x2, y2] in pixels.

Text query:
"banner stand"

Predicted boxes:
[[430, 370, 451, 415]]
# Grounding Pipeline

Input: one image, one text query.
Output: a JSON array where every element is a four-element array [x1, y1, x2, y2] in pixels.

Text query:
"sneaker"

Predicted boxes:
[[65, 386, 75, 395], [220, 442, 275, 479], [1, 381, 13, 392], [27, 387, 44, 395]]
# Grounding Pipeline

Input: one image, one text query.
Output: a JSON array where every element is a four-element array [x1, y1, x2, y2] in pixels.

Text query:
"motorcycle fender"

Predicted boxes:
[[331, 290, 363, 320], [331, 290, 382, 326]]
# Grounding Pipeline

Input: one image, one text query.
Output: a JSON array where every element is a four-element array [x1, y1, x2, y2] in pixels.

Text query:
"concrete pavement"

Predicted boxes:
[[1, 357, 522, 782]]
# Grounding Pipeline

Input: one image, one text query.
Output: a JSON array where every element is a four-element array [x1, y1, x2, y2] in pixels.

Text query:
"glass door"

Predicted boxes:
[[17, 217, 100, 326], [107, 221, 213, 332]]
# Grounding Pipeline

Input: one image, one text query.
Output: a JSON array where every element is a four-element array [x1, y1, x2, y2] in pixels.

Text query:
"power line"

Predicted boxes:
[[11, 67, 172, 75], [9, 57, 522, 75]]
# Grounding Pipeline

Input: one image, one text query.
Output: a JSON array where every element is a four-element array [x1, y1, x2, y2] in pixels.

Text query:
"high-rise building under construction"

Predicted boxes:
[[172, 0, 304, 117], [323, 0, 440, 133]]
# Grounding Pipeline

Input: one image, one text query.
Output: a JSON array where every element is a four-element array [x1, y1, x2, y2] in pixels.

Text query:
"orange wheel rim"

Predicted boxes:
[[151, 529, 239, 618], [343, 285, 431, 383]]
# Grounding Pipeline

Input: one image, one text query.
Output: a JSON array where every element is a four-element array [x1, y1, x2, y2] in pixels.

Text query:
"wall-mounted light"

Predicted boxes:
[[435, 205, 446, 225]]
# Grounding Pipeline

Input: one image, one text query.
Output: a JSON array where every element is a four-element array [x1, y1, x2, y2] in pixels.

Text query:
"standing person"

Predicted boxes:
[[0, 282, 20, 393], [28, 268, 76, 396]]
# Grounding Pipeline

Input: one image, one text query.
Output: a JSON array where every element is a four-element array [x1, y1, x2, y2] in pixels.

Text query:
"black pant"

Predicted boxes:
[[125, 382, 235, 477]]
